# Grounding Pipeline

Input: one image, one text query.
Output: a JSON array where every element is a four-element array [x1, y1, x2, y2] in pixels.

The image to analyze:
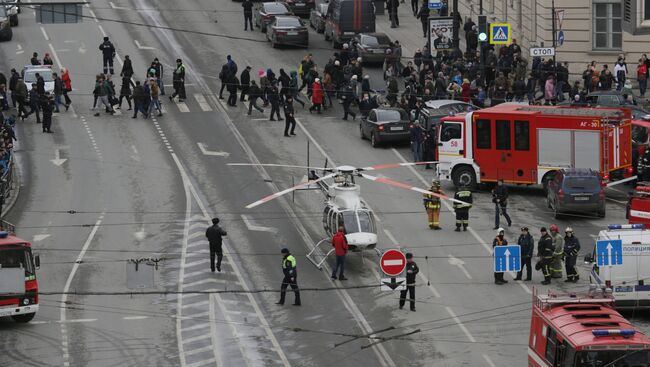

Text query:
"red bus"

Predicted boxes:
[[529, 291, 650, 366]]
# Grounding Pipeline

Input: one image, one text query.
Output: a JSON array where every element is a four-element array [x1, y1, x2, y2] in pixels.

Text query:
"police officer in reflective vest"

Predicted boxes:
[[537, 227, 554, 285], [423, 180, 442, 230], [563, 227, 581, 283], [277, 248, 301, 306], [453, 186, 473, 231]]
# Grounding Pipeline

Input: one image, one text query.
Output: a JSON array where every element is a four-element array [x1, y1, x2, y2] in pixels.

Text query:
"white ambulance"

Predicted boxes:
[[586, 224, 650, 309]]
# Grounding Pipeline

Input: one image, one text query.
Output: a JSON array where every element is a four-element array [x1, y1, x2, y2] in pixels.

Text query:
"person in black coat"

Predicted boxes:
[[205, 218, 227, 272], [9, 69, 19, 107], [399, 253, 419, 311], [515, 227, 534, 281], [240, 66, 251, 102], [41, 93, 54, 133], [120, 55, 134, 78], [283, 96, 296, 137], [242, 0, 254, 30], [219, 64, 230, 100], [416, 4, 429, 37], [118, 76, 135, 110], [268, 83, 283, 121], [226, 73, 239, 107], [247, 80, 264, 115]]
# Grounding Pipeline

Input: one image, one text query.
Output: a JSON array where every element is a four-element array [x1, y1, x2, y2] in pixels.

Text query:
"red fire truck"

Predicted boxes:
[[627, 183, 650, 226], [529, 291, 650, 366], [436, 105, 633, 189], [0, 222, 39, 323]]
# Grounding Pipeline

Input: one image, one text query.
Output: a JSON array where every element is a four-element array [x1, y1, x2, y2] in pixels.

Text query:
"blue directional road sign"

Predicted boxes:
[[596, 239, 623, 266], [494, 245, 521, 273], [428, 0, 442, 9], [557, 31, 565, 46]]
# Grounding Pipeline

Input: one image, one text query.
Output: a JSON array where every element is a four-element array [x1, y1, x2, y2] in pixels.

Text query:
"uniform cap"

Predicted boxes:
[[521, 226, 529, 231], [405, 252, 413, 259], [281, 248, 290, 254], [212, 218, 220, 224], [540, 227, 547, 232]]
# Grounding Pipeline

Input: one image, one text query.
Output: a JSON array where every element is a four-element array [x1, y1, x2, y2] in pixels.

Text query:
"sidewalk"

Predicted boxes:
[[375, 4, 467, 61]]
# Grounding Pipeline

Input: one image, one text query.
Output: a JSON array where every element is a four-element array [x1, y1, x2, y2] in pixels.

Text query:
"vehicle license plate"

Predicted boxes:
[[390, 126, 404, 131], [574, 197, 589, 201], [288, 31, 298, 35], [615, 286, 633, 293], [296, 3, 305, 6], [0, 308, 13, 317]]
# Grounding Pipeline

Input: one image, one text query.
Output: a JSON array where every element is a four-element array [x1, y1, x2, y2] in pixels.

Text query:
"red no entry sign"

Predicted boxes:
[[380, 249, 406, 276]]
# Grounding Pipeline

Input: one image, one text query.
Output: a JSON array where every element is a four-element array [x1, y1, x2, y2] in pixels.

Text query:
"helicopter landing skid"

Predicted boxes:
[[306, 238, 335, 270]]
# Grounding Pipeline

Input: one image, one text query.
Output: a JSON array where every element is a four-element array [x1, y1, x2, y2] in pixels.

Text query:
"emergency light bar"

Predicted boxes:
[[592, 329, 636, 338], [0, 231, 8, 238], [607, 224, 645, 230], [636, 185, 650, 193]]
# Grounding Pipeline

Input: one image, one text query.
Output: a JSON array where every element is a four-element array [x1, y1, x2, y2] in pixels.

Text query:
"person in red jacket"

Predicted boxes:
[[331, 226, 348, 280], [309, 78, 323, 114]]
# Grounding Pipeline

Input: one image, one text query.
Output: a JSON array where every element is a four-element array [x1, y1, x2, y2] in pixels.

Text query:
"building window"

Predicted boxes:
[[593, 0, 622, 50], [645, 0, 650, 20]]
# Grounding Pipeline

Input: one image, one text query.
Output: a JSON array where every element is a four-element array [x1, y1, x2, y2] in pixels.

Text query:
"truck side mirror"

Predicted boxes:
[[584, 253, 593, 264]]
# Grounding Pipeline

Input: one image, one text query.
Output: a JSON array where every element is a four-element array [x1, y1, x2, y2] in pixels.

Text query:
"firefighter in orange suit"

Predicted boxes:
[[423, 180, 442, 230]]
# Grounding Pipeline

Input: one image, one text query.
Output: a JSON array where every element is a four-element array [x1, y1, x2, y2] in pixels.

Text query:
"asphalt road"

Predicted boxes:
[[0, 1, 648, 366]]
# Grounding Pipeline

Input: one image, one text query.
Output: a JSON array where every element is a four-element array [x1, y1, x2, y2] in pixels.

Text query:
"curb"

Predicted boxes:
[[2, 162, 20, 218]]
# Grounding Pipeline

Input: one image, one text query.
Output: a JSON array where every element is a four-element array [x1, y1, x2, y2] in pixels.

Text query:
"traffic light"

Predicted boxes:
[[478, 15, 488, 42]]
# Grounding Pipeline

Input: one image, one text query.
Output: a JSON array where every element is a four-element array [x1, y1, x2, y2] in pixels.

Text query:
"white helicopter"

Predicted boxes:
[[229, 162, 466, 268]]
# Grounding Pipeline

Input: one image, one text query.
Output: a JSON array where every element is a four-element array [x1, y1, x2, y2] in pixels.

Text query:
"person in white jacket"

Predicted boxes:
[[614, 57, 628, 91]]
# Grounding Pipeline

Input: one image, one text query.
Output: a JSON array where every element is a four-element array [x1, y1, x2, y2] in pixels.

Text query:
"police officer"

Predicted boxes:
[[423, 180, 442, 230], [515, 227, 534, 281], [170, 59, 186, 102], [98, 36, 116, 75], [563, 227, 581, 282], [341, 82, 356, 120], [537, 227, 554, 285], [277, 248, 301, 306], [283, 95, 296, 137], [493, 228, 508, 284], [399, 253, 418, 311], [453, 185, 472, 231], [492, 179, 512, 229], [205, 217, 227, 272], [550, 224, 564, 279], [41, 92, 54, 133]]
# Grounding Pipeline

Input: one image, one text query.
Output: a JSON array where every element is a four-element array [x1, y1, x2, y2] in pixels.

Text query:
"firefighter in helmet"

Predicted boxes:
[[453, 185, 473, 231], [563, 227, 581, 282], [638, 142, 650, 182], [537, 227, 554, 285], [423, 180, 442, 230], [549, 224, 564, 279]]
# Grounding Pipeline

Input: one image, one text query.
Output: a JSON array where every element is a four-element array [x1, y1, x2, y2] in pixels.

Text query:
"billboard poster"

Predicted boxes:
[[429, 17, 454, 50]]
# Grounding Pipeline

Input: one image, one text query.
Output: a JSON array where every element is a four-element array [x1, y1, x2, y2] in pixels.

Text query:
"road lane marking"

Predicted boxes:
[[183, 334, 210, 344], [483, 354, 497, 367], [97, 24, 107, 37], [60, 215, 103, 367], [58, 318, 97, 323], [88, 9, 99, 22], [445, 306, 476, 342], [197, 142, 229, 157], [123, 316, 149, 320], [109, 1, 128, 9], [448, 255, 473, 279], [382, 229, 399, 248], [134, 40, 155, 50], [48, 44, 63, 69], [40, 26, 50, 41], [186, 358, 217, 367], [194, 94, 213, 112], [33, 234, 51, 242], [241, 214, 278, 233], [176, 101, 190, 113]]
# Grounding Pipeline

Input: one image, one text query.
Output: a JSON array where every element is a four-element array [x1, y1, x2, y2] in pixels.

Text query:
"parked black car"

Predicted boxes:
[[546, 168, 605, 218], [359, 108, 411, 147], [309, 3, 328, 33], [351, 33, 392, 64], [255, 2, 292, 33], [283, 0, 314, 16], [267, 16, 309, 48]]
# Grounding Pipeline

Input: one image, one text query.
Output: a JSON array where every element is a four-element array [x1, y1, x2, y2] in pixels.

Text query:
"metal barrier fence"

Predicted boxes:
[[0, 155, 15, 221]]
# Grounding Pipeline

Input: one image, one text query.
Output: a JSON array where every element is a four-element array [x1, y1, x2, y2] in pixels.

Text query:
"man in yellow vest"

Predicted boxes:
[[277, 248, 301, 306], [423, 180, 442, 230]]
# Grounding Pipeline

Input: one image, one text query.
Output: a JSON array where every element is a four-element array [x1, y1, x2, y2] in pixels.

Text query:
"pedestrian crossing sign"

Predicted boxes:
[[489, 23, 511, 45]]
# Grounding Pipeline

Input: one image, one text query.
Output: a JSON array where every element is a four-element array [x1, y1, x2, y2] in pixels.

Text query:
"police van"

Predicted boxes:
[[586, 224, 650, 309]]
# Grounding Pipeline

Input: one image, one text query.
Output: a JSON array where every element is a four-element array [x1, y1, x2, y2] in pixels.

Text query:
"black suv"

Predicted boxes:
[[546, 168, 605, 219]]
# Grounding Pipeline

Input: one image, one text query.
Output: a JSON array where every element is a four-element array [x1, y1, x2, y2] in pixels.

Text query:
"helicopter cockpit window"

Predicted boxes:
[[357, 211, 373, 233], [341, 211, 358, 233]]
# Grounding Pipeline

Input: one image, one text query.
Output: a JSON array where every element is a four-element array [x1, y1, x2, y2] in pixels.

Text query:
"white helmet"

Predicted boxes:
[[565, 227, 573, 233], [343, 43, 349, 49], [496, 228, 505, 235]]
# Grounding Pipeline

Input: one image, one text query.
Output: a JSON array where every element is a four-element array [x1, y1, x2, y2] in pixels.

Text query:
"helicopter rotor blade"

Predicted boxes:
[[246, 173, 338, 209], [358, 173, 468, 205], [228, 163, 335, 171], [360, 161, 438, 171]]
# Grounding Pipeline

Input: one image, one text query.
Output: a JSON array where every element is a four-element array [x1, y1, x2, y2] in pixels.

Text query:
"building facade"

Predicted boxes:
[[456, 0, 650, 83]]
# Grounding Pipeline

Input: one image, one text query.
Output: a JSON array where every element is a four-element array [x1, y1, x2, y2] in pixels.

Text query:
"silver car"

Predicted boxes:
[[267, 16, 309, 48]]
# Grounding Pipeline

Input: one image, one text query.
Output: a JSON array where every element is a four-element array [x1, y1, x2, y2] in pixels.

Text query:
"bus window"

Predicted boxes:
[[496, 120, 511, 150], [475, 119, 491, 149], [515, 120, 530, 151]]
